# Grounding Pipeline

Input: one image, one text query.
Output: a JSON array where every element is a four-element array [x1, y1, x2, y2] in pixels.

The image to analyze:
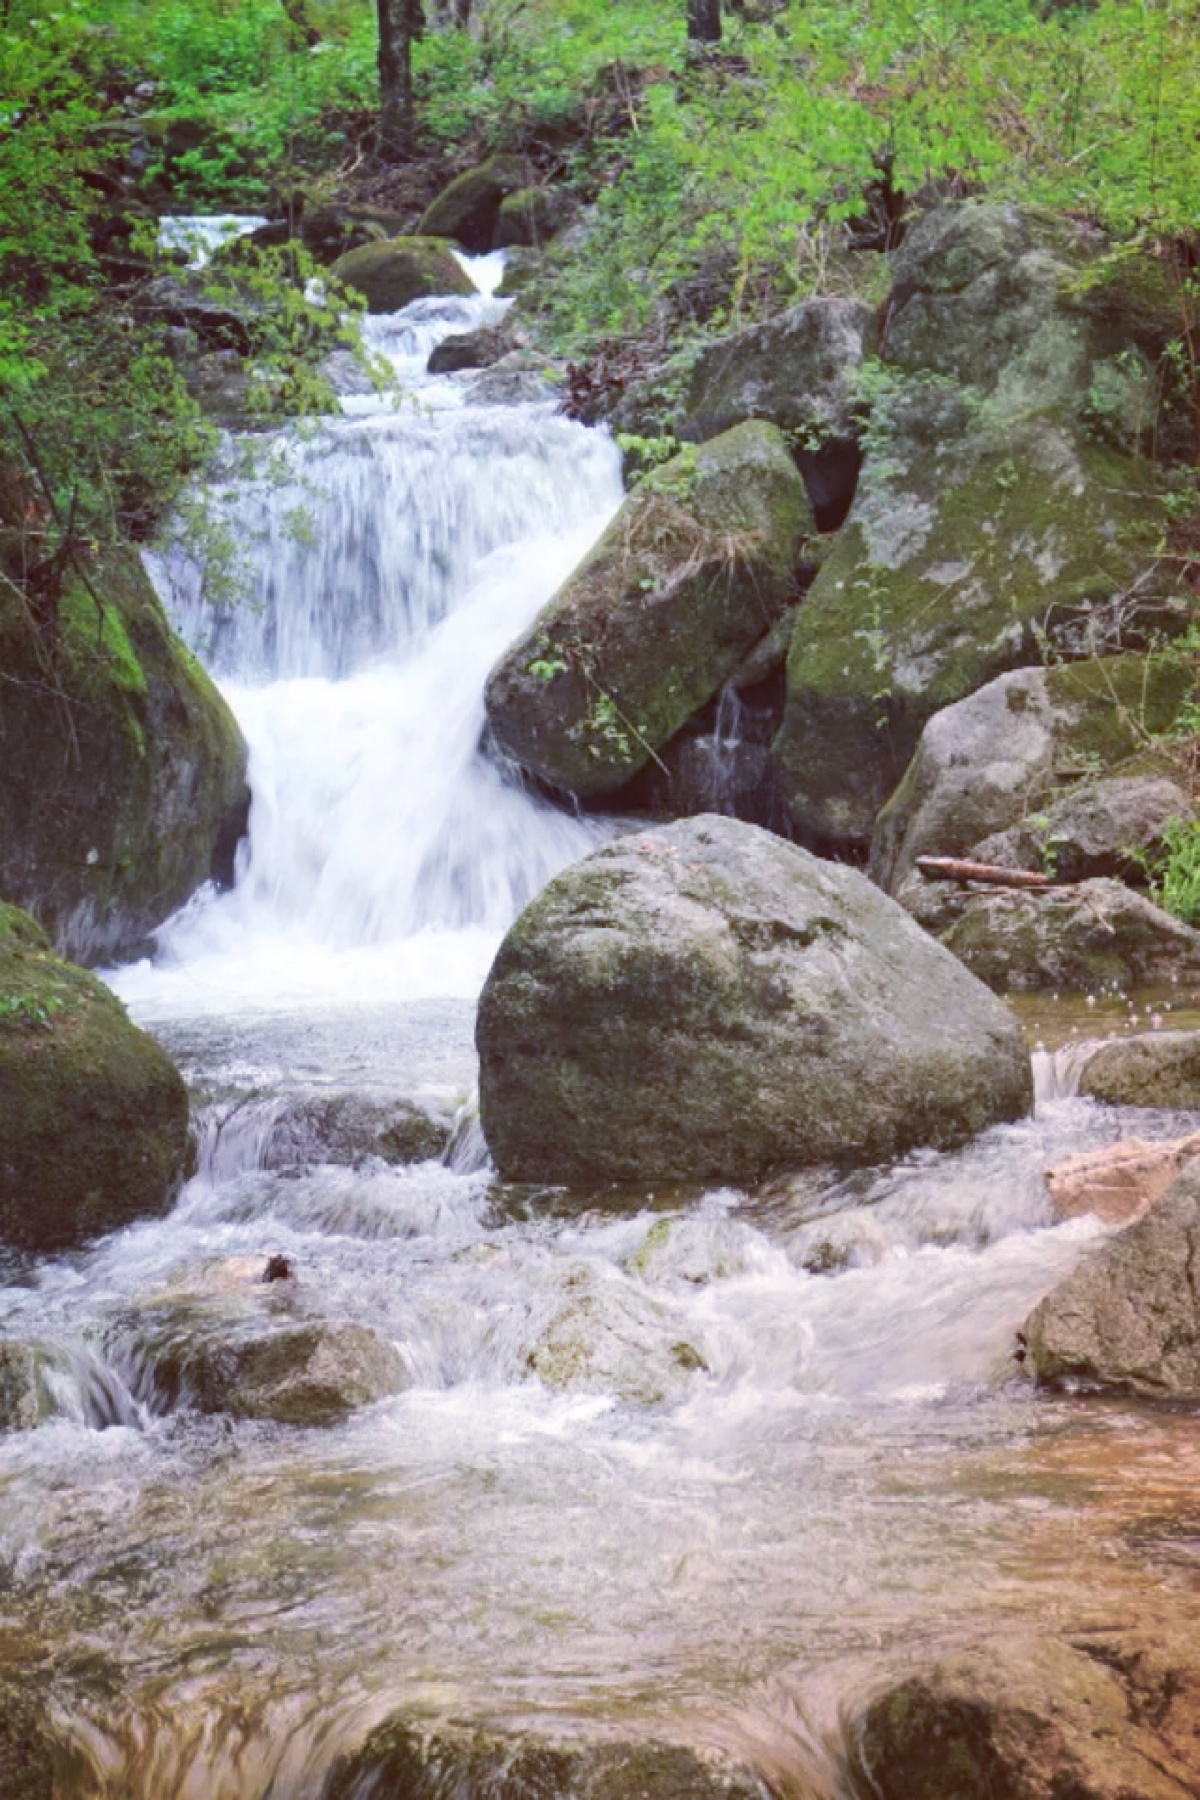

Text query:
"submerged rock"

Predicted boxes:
[[870, 656, 1193, 895], [849, 1630, 1200, 1798], [1045, 1134, 1200, 1226], [524, 1259, 707, 1406], [773, 204, 1191, 853], [900, 876, 1200, 994], [1025, 1158, 1200, 1395], [0, 543, 248, 963], [330, 236, 473, 312], [485, 423, 812, 797], [476, 816, 1032, 1186], [1078, 1030, 1200, 1109], [418, 155, 532, 252], [322, 1718, 773, 1800], [0, 904, 191, 1253]]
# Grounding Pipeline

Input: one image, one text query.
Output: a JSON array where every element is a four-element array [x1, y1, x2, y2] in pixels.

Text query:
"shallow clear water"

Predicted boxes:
[[3, 250, 1200, 1797]]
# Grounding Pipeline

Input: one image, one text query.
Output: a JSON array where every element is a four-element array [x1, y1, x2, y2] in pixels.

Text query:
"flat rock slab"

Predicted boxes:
[[1045, 1133, 1200, 1225], [1079, 1030, 1200, 1109], [477, 815, 1032, 1185]]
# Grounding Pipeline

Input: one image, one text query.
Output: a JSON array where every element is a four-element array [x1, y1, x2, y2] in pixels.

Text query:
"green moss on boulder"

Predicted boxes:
[[417, 155, 531, 252], [0, 904, 190, 1252], [496, 186, 573, 248], [0, 550, 248, 963], [330, 236, 473, 312], [485, 422, 813, 798]]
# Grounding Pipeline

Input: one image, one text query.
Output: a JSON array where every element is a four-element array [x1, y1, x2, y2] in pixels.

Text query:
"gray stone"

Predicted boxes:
[[427, 323, 515, 375], [0, 1342, 42, 1432], [1078, 1031, 1200, 1109], [485, 422, 812, 797], [466, 352, 560, 406], [900, 875, 1200, 994], [1025, 1159, 1200, 1395], [476, 816, 1033, 1186], [869, 656, 1193, 893], [259, 1089, 456, 1169], [973, 772, 1193, 885]]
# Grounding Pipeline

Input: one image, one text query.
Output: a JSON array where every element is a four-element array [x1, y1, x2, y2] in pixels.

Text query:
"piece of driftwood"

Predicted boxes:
[[916, 856, 1051, 890]]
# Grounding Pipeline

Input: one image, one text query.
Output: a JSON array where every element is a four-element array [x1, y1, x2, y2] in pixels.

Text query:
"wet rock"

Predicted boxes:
[[496, 185, 574, 248], [773, 205, 1192, 853], [322, 1718, 773, 1800], [870, 655, 1193, 894], [0, 535, 248, 964], [418, 155, 532, 252], [0, 1676, 56, 1800], [427, 322, 515, 375], [183, 347, 255, 429], [131, 273, 257, 351], [108, 1265, 407, 1425], [330, 236, 473, 313], [620, 685, 789, 830], [256, 1089, 457, 1170], [1045, 1134, 1200, 1225], [495, 245, 545, 299], [900, 876, 1200, 994], [319, 346, 378, 399], [849, 1630, 1200, 1798], [0, 1341, 43, 1432], [476, 816, 1032, 1186], [681, 296, 876, 525], [525, 1260, 707, 1406], [297, 203, 406, 263], [1078, 1031, 1200, 1109], [466, 351, 560, 406], [1025, 1157, 1200, 1395], [0, 904, 191, 1254], [485, 423, 812, 798]]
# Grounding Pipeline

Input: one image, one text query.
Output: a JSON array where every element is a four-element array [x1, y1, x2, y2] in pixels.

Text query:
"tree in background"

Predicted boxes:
[[376, 0, 426, 154], [688, 0, 721, 43]]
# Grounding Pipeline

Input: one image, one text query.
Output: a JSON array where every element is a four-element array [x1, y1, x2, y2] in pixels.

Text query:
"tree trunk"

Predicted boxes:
[[687, 0, 721, 43], [376, 0, 424, 157]]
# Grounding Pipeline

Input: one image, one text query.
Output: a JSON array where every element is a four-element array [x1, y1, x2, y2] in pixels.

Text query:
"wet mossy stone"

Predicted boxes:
[[1078, 1031, 1200, 1110], [330, 236, 473, 313], [0, 905, 190, 1253], [485, 422, 813, 799], [476, 816, 1032, 1186], [417, 155, 532, 252], [496, 185, 573, 249], [869, 655, 1193, 894], [0, 549, 248, 964], [322, 1718, 774, 1800], [495, 246, 545, 300]]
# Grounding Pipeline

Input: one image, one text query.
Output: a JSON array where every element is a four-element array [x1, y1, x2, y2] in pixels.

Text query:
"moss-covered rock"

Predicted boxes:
[[417, 155, 532, 252], [485, 422, 813, 798], [0, 549, 248, 963], [496, 185, 573, 248], [322, 1718, 773, 1800], [869, 655, 1194, 893], [476, 817, 1032, 1186], [1078, 1031, 1200, 1109], [495, 245, 545, 300], [772, 203, 1192, 853], [0, 904, 190, 1252], [329, 236, 473, 313]]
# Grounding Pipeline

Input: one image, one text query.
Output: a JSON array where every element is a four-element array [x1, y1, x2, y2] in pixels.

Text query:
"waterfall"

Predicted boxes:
[[120, 252, 624, 1015]]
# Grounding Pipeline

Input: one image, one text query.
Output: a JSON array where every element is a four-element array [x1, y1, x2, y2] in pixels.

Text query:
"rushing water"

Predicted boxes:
[[3, 248, 1200, 1797]]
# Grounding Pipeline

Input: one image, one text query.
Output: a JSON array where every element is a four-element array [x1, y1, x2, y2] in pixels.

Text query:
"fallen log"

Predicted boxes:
[[916, 855, 1051, 890]]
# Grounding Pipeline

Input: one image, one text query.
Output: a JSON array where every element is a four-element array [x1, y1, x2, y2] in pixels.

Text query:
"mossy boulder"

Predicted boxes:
[[417, 155, 532, 252], [869, 655, 1193, 893], [772, 203, 1192, 853], [484, 422, 813, 798], [496, 185, 573, 248], [1025, 1158, 1200, 1397], [0, 548, 248, 964], [322, 1719, 773, 1800], [1078, 1031, 1200, 1109], [495, 245, 545, 300], [329, 236, 473, 313], [0, 904, 190, 1252], [476, 816, 1032, 1186]]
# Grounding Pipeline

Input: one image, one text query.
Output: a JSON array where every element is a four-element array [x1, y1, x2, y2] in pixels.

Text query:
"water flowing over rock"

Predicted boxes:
[[848, 1631, 1200, 1798], [0, 904, 191, 1253], [773, 203, 1191, 852], [1078, 1030, 1200, 1109], [0, 1342, 44, 1432], [870, 656, 1193, 894], [476, 816, 1032, 1185], [331, 236, 474, 312], [1025, 1157, 1200, 1395], [900, 876, 1200, 994], [484, 422, 812, 797], [0, 1677, 55, 1800], [0, 541, 248, 964]]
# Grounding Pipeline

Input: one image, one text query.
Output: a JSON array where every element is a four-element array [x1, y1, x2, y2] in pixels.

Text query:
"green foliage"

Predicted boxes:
[[0, 992, 65, 1030], [1153, 816, 1200, 926]]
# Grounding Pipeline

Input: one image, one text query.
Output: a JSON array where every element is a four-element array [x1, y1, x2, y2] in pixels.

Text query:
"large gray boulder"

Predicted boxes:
[[476, 816, 1032, 1185], [900, 876, 1200, 994], [1078, 1031, 1200, 1109], [772, 204, 1191, 853], [1025, 1158, 1200, 1396], [869, 655, 1193, 893], [680, 296, 877, 521], [485, 423, 812, 797]]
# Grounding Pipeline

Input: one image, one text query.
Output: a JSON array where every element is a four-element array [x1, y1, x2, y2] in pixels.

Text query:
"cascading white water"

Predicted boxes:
[[119, 254, 624, 1016]]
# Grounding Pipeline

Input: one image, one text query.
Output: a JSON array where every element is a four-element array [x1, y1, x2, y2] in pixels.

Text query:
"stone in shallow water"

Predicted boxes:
[[0, 1341, 42, 1433], [1045, 1133, 1200, 1226], [321, 1719, 774, 1800], [477, 815, 1032, 1186], [1078, 1030, 1200, 1110]]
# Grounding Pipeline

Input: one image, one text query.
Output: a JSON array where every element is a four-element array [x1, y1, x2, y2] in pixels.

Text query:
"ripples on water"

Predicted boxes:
[[2, 241, 1199, 1796]]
